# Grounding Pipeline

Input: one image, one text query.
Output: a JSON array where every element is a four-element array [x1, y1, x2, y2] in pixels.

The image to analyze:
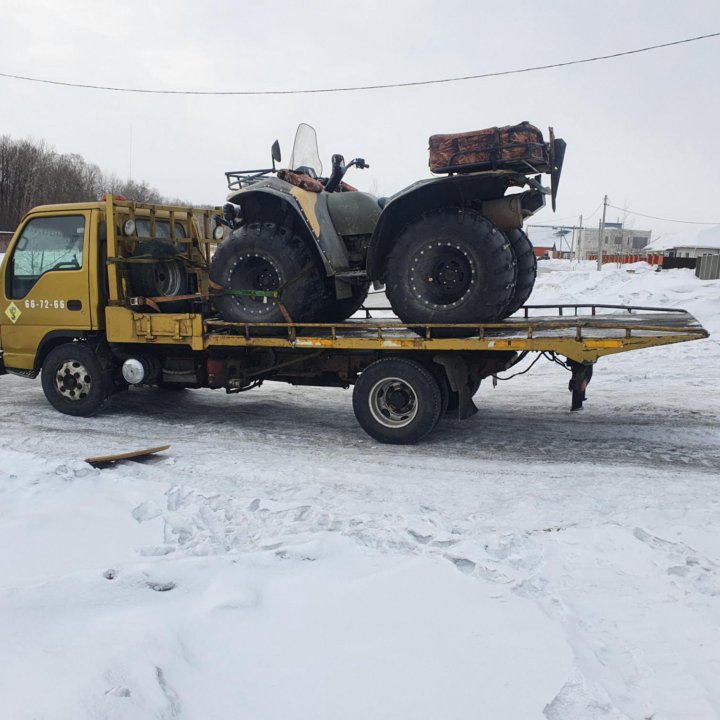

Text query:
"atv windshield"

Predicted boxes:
[[289, 123, 323, 177]]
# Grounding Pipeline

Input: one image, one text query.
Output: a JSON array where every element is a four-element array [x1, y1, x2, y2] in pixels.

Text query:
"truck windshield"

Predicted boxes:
[[289, 123, 322, 177]]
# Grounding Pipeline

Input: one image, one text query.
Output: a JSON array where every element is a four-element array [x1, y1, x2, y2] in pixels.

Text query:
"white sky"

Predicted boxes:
[[1, 0, 719, 246]]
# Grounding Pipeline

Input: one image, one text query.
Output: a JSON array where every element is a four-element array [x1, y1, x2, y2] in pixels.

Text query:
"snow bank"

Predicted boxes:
[[1, 261, 719, 719]]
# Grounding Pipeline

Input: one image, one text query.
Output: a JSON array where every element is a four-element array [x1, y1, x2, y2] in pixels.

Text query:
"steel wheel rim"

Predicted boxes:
[[410, 243, 475, 307], [153, 261, 184, 296], [54, 360, 93, 402], [229, 254, 282, 316], [368, 376, 419, 428]]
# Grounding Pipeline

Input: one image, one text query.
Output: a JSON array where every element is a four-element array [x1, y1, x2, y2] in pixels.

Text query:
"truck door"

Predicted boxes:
[[1, 211, 93, 371]]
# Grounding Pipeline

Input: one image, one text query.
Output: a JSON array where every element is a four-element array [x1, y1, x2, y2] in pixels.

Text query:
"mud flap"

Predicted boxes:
[[568, 361, 594, 411], [433, 354, 479, 420]]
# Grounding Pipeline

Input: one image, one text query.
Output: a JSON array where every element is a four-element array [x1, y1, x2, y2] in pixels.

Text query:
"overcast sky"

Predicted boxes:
[[1, 0, 719, 247]]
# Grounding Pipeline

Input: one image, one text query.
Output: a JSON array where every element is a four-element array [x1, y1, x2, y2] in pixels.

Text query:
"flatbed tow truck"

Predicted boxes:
[[0, 197, 709, 444]]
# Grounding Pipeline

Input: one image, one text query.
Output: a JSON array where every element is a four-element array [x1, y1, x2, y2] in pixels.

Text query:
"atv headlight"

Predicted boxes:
[[123, 219, 136, 236], [213, 225, 225, 241]]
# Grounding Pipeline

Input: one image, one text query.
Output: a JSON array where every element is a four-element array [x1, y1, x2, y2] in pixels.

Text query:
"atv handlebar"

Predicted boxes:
[[324, 154, 369, 193]]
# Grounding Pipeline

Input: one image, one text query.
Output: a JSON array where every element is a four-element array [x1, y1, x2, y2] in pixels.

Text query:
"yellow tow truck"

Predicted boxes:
[[0, 196, 709, 444]]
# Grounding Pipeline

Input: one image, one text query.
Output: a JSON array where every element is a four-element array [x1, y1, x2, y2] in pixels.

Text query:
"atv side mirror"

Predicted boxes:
[[271, 140, 281, 167]]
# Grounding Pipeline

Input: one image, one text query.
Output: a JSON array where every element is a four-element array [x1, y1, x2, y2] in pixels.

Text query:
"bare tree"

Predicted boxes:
[[0, 135, 183, 230]]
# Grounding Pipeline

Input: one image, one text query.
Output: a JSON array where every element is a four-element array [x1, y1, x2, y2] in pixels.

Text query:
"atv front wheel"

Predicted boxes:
[[209, 222, 323, 332], [315, 281, 370, 323], [385, 208, 516, 336]]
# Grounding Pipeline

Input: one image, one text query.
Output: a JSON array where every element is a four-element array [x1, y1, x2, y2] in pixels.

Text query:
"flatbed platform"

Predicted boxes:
[[199, 304, 708, 363]]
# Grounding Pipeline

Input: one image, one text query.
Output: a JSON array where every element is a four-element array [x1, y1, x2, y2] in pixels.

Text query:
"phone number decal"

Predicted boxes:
[[24, 299, 66, 309]]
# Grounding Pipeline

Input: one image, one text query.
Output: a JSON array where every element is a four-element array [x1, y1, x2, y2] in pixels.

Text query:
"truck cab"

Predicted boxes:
[[1, 203, 104, 374]]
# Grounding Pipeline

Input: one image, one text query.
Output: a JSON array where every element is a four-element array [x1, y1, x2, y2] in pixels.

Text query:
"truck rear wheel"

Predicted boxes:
[[385, 208, 516, 337], [209, 222, 323, 333], [352, 357, 442, 444], [41, 343, 111, 417], [504, 229, 537, 316]]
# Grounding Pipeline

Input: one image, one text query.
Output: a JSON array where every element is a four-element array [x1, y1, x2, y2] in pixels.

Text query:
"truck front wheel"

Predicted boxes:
[[352, 357, 442, 444], [41, 343, 111, 417]]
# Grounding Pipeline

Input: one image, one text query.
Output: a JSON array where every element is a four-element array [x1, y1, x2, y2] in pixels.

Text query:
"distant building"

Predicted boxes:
[[532, 244, 557, 259], [579, 222, 652, 260], [526, 226, 563, 259], [663, 225, 720, 258]]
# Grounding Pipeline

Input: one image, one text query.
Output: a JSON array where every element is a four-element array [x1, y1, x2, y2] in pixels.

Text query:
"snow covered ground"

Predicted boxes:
[[1, 262, 719, 720]]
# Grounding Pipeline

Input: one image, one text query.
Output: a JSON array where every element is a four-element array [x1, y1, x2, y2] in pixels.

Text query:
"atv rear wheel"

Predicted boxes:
[[385, 208, 516, 337], [504, 229, 537, 316], [209, 222, 323, 333]]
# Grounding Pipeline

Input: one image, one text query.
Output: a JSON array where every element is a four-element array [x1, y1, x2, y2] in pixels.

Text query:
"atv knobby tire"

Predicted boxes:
[[128, 240, 189, 313], [209, 222, 323, 332], [315, 281, 370, 323], [385, 208, 516, 337], [504, 229, 537, 316]]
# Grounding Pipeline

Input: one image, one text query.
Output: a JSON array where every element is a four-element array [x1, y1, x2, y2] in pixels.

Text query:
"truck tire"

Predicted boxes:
[[209, 222, 323, 333], [385, 208, 516, 337], [504, 229, 537, 316], [128, 240, 189, 312], [41, 343, 111, 417], [352, 357, 442, 444], [315, 282, 370, 322]]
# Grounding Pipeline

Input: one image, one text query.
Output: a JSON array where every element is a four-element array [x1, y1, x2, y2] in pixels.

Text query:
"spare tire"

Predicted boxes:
[[385, 208, 516, 337], [128, 240, 189, 312], [209, 221, 323, 333], [504, 229, 537, 316]]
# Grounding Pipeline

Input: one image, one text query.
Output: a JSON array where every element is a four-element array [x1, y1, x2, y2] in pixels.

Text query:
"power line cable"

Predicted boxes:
[[606, 203, 720, 225], [0, 32, 718, 96]]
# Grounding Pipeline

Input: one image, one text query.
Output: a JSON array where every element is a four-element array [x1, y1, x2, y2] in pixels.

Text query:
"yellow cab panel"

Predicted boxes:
[[0, 208, 99, 370]]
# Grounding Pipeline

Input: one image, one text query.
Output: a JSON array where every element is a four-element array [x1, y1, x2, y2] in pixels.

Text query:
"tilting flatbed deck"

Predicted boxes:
[[195, 304, 707, 363]]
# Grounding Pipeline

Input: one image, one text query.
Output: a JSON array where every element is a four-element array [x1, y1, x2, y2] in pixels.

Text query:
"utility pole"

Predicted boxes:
[[576, 214, 583, 261], [597, 195, 608, 270]]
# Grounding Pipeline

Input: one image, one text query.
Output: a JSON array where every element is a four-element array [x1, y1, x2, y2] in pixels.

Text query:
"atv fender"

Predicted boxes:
[[227, 181, 350, 276], [366, 171, 533, 281]]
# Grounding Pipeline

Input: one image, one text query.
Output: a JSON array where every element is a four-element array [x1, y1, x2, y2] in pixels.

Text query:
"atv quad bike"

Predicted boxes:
[[210, 123, 565, 335]]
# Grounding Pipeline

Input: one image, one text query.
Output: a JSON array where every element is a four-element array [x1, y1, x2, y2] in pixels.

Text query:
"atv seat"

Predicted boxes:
[[277, 169, 324, 193]]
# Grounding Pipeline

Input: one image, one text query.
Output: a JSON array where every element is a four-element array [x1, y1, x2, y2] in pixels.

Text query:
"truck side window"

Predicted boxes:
[[7, 215, 85, 299]]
